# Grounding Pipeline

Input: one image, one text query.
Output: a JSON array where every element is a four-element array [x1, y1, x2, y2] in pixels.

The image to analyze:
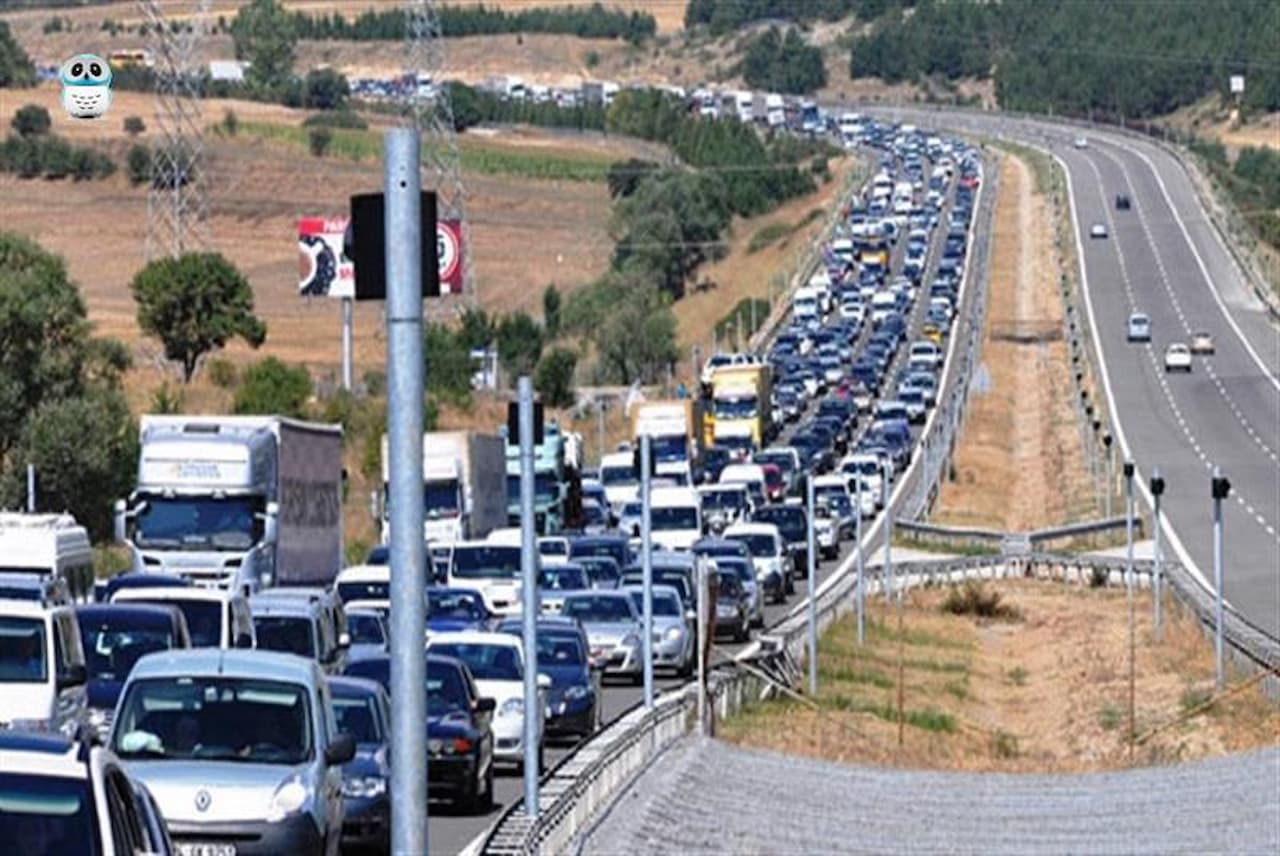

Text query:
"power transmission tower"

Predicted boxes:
[[402, 0, 474, 304], [138, 0, 211, 261]]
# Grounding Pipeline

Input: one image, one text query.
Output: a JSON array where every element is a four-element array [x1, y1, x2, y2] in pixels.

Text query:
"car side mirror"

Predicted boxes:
[[474, 696, 497, 714], [57, 663, 87, 690], [537, 673, 552, 690], [685, 609, 696, 622], [260, 502, 280, 546], [233, 632, 254, 649], [324, 732, 357, 766]]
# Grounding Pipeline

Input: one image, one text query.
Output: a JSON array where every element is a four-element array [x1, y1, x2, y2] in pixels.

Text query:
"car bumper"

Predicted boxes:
[[429, 754, 480, 799], [546, 700, 595, 737], [492, 715, 533, 762], [168, 814, 323, 856], [652, 636, 689, 668], [341, 795, 389, 848], [594, 645, 642, 677]]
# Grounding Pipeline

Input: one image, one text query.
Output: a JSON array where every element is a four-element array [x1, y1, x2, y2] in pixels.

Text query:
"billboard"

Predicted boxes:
[[299, 215, 464, 298], [298, 217, 355, 299], [1230, 74, 1245, 95]]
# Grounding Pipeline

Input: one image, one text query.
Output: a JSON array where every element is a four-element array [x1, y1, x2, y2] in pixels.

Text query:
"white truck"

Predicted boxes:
[[114, 416, 344, 593], [379, 430, 506, 545], [631, 400, 702, 483]]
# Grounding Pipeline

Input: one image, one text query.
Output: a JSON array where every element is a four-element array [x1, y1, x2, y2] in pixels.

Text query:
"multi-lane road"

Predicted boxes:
[[870, 107, 1279, 639], [435, 130, 990, 855]]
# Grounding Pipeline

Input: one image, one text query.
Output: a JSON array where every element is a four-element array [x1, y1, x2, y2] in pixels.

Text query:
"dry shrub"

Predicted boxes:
[[941, 581, 1021, 621]]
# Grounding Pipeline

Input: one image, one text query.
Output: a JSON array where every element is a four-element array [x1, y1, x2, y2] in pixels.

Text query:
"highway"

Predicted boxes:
[[436, 132, 985, 854], [868, 106, 1280, 639]]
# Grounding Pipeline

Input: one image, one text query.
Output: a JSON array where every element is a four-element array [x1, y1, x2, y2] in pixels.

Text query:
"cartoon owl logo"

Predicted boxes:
[[59, 54, 113, 119]]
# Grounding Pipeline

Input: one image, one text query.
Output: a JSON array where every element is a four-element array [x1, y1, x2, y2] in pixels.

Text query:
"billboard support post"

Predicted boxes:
[[341, 297, 353, 391]]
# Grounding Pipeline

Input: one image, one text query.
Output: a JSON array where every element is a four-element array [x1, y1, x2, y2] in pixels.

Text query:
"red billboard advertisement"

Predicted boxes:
[[299, 216, 465, 297], [437, 218, 464, 294]]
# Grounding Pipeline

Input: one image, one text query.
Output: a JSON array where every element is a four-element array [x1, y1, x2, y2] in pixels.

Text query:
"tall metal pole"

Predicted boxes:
[[1123, 460, 1135, 761], [1103, 434, 1114, 518], [341, 297, 354, 391], [384, 128, 427, 856], [696, 556, 707, 736], [1151, 469, 1165, 641], [640, 433, 654, 709], [25, 464, 35, 512], [518, 377, 540, 818], [855, 473, 864, 645], [883, 460, 893, 604], [805, 474, 817, 696], [1211, 467, 1230, 690]]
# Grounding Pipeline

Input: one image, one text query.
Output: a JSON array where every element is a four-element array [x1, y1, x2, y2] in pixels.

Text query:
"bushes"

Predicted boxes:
[[122, 115, 146, 136], [941, 581, 1021, 621], [302, 109, 367, 130], [126, 144, 151, 185], [307, 127, 333, 157], [11, 103, 50, 137], [0, 134, 115, 181], [534, 347, 577, 408], [740, 27, 827, 95], [282, 5, 656, 42], [233, 357, 313, 418], [0, 21, 35, 87]]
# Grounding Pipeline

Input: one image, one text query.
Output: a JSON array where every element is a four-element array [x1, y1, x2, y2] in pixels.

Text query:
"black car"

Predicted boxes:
[[329, 676, 391, 851], [750, 504, 809, 579], [344, 654, 496, 813], [75, 602, 191, 741], [568, 534, 632, 571], [495, 617, 600, 739], [1115, 193, 1131, 210]]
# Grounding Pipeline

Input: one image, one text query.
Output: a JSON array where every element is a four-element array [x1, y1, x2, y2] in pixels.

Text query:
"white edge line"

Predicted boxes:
[[1104, 137, 1280, 390], [1052, 147, 1215, 597]]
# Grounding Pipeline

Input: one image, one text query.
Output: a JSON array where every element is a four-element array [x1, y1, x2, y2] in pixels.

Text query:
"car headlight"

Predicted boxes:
[[342, 775, 387, 799], [266, 777, 311, 823], [565, 684, 592, 701], [621, 632, 640, 648], [499, 697, 524, 717], [664, 626, 683, 642]]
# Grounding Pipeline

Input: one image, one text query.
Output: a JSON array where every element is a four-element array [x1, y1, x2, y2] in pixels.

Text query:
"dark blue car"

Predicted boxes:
[[75, 602, 191, 741], [329, 675, 391, 851], [426, 587, 492, 634], [494, 617, 600, 740], [343, 653, 497, 813], [568, 534, 632, 570], [95, 572, 190, 603]]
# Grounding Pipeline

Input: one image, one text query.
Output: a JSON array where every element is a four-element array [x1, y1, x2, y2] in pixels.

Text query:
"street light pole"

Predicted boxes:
[[1150, 468, 1165, 641], [806, 474, 817, 696], [1123, 460, 1135, 761], [882, 459, 893, 604], [1103, 433, 1114, 518], [640, 434, 654, 709], [855, 473, 865, 645], [518, 378, 540, 818]]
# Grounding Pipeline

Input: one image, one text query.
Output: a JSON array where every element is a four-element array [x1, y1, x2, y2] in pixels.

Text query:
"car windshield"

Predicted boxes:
[[427, 590, 487, 621], [753, 509, 804, 538], [714, 396, 758, 419], [114, 676, 312, 764], [134, 494, 259, 551], [538, 565, 588, 591], [505, 474, 560, 505], [626, 590, 682, 617], [423, 481, 460, 518], [451, 546, 521, 580], [651, 506, 698, 531], [161, 601, 222, 648], [577, 558, 620, 588], [337, 580, 389, 604], [429, 642, 521, 682], [333, 693, 382, 743], [651, 435, 688, 463], [700, 490, 745, 512], [716, 559, 754, 584], [562, 595, 635, 624], [253, 616, 316, 659], [0, 773, 98, 856], [715, 573, 743, 598], [426, 661, 471, 715], [0, 617, 46, 683], [346, 614, 384, 645], [600, 466, 635, 487], [77, 619, 174, 682], [536, 633, 586, 666], [727, 533, 778, 558]]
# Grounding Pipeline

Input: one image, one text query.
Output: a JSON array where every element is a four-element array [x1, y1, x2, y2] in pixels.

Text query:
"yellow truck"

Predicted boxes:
[[709, 363, 772, 452]]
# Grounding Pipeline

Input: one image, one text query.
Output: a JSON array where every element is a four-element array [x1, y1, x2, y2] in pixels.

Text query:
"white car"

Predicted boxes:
[[1164, 343, 1193, 373], [1074, 135, 1088, 149], [1190, 331, 1215, 355], [426, 631, 549, 769], [1126, 312, 1151, 343], [1089, 222, 1108, 239]]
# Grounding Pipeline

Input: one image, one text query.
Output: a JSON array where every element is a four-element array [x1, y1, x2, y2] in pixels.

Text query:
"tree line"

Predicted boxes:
[[684, 0, 900, 33], [1191, 139, 1280, 253], [848, 0, 1280, 118], [448, 82, 608, 133], [251, 2, 655, 43], [0, 104, 115, 181], [739, 26, 827, 95]]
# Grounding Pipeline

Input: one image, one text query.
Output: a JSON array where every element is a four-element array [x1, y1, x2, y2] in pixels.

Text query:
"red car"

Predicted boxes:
[[760, 463, 786, 503]]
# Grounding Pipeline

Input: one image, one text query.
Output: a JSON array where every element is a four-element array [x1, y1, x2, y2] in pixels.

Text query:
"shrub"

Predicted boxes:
[[11, 104, 51, 138], [221, 108, 239, 136], [233, 357, 313, 418], [123, 115, 146, 136], [126, 144, 151, 186], [302, 109, 367, 130], [149, 382, 184, 414], [308, 126, 332, 157], [206, 357, 238, 389], [534, 347, 578, 408], [940, 580, 1021, 621]]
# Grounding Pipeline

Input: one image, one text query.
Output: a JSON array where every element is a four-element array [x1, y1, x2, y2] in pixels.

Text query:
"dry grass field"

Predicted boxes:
[[720, 580, 1280, 772], [933, 153, 1096, 530]]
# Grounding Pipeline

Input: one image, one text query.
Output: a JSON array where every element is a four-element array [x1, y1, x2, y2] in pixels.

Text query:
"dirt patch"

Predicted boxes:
[[719, 580, 1280, 772], [933, 154, 1095, 530]]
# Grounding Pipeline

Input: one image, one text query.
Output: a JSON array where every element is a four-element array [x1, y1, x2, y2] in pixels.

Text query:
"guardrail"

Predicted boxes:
[[896, 515, 1142, 552]]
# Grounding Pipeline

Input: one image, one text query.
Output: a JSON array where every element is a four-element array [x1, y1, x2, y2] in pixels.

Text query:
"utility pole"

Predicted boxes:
[[383, 128, 427, 856], [1103, 433, 1114, 518], [1150, 469, 1165, 640], [855, 473, 865, 644], [1124, 460, 1135, 762], [518, 377, 539, 818], [640, 434, 654, 709], [805, 474, 817, 696], [1211, 468, 1231, 689], [883, 459, 893, 604]]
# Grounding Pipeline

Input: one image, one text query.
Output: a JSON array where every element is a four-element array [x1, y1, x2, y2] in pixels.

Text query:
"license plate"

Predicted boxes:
[[176, 843, 236, 856]]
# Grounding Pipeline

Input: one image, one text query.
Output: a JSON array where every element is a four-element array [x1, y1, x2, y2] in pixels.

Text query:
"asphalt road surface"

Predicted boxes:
[[863, 106, 1279, 640]]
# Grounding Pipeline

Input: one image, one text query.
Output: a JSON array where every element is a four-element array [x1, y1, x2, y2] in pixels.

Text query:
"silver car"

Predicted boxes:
[[111, 649, 356, 856], [623, 585, 693, 677], [561, 591, 643, 684]]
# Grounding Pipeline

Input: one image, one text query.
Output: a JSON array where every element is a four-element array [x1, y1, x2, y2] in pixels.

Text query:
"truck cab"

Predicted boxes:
[[0, 513, 94, 603], [647, 487, 703, 552], [114, 416, 344, 594], [500, 421, 565, 536]]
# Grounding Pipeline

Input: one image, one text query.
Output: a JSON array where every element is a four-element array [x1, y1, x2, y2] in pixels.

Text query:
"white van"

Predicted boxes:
[[334, 563, 390, 613], [111, 586, 256, 650], [0, 599, 87, 735], [648, 486, 703, 552], [870, 290, 899, 326], [599, 450, 639, 510], [0, 513, 93, 602], [792, 286, 821, 324]]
